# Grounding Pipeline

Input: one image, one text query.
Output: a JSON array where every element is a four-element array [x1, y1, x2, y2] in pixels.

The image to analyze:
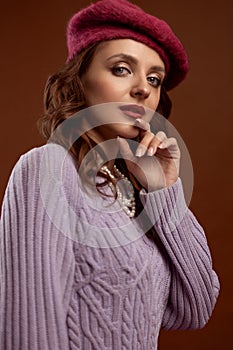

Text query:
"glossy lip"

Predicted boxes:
[[119, 104, 146, 119]]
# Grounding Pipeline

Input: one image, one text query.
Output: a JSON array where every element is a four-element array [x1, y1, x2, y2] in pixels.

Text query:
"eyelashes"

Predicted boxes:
[[111, 66, 131, 76], [111, 64, 162, 87], [147, 76, 162, 87]]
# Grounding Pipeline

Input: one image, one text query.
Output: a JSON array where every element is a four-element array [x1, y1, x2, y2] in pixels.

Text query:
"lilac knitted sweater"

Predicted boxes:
[[0, 144, 219, 350]]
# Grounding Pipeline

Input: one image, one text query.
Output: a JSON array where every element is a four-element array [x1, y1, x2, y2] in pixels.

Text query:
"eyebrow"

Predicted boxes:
[[107, 53, 166, 74]]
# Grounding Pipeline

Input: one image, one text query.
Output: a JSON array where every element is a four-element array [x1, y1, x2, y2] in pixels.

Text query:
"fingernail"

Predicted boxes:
[[158, 142, 165, 149], [147, 147, 154, 156], [135, 148, 143, 157], [135, 118, 142, 123]]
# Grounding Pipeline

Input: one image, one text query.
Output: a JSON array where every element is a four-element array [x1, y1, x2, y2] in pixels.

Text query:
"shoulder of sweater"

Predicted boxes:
[[9, 143, 78, 189], [17, 143, 69, 164], [14, 143, 75, 172]]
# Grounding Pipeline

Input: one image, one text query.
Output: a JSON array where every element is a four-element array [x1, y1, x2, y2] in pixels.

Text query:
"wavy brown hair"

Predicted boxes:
[[38, 42, 172, 205]]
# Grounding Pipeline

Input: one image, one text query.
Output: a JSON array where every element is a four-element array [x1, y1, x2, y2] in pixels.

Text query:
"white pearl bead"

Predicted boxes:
[[100, 164, 136, 218]]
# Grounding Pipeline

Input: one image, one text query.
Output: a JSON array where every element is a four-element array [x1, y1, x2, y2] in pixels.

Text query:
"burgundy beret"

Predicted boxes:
[[67, 0, 189, 90]]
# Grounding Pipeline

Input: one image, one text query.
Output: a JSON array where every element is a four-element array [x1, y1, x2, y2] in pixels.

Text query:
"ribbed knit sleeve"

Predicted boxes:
[[140, 178, 220, 330], [0, 147, 75, 350]]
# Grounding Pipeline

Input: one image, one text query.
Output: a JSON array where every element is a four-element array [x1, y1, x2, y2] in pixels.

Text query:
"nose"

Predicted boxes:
[[130, 77, 150, 100]]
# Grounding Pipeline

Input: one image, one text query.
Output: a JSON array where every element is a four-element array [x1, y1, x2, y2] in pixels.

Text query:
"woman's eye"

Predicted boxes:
[[147, 76, 162, 87], [112, 66, 131, 76]]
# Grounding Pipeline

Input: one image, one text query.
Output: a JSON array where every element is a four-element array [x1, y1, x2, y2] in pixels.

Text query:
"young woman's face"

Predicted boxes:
[[82, 39, 165, 140]]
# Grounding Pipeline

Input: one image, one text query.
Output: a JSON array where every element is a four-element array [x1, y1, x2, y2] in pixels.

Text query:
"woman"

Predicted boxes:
[[0, 0, 220, 349]]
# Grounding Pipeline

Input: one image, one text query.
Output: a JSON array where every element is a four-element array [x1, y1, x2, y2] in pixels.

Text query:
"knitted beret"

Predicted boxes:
[[67, 0, 189, 90]]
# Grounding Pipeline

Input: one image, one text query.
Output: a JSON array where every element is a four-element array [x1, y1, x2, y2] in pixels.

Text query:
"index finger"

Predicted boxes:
[[135, 118, 151, 131]]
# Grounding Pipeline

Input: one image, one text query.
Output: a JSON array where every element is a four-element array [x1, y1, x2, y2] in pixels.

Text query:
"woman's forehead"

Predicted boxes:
[[93, 39, 165, 67]]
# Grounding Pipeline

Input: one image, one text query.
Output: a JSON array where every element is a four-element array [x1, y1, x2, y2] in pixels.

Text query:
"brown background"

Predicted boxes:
[[1, 0, 232, 349]]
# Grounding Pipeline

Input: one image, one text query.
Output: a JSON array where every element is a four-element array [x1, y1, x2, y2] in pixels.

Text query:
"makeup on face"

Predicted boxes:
[[118, 104, 146, 119], [82, 39, 165, 140]]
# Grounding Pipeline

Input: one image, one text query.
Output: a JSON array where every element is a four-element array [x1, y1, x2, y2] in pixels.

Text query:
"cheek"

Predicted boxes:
[[85, 82, 115, 104], [149, 90, 161, 110], [84, 75, 127, 105]]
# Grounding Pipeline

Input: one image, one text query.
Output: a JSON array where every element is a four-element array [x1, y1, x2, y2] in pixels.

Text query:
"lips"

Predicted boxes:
[[119, 104, 146, 119]]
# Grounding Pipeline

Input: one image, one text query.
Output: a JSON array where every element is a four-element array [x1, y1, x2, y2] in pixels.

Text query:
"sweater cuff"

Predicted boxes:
[[139, 178, 189, 233]]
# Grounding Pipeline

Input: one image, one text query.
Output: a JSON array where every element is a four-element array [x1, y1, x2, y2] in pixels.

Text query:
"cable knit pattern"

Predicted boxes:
[[0, 144, 220, 349]]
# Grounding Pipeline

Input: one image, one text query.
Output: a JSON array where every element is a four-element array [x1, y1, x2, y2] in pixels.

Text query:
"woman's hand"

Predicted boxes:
[[117, 119, 180, 192]]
